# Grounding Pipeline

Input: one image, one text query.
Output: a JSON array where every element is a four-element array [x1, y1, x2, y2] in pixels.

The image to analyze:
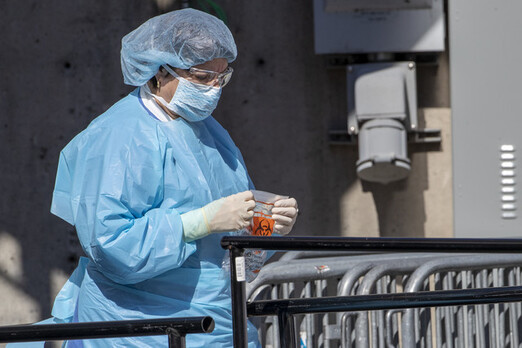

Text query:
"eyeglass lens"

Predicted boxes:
[[188, 67, 233, 87]]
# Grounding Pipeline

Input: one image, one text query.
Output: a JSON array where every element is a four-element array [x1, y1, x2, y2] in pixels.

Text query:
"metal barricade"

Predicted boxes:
[[401, 254, 522, 348], [248, 253, 457, 348], [221, 236, 522, 347], [250, 253, 522, 348], [340, 255, 463, 348]]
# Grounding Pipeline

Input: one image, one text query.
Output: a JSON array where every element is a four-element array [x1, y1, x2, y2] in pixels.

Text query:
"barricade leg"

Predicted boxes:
[[167, 328, 185, 348], [278, 311, 297, 348], [229, 247, 248, 347]]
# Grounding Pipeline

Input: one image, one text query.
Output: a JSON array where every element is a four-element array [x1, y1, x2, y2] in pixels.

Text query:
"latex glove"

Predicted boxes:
[[272, 197, 298, 235], [182, 191, 255, 242]]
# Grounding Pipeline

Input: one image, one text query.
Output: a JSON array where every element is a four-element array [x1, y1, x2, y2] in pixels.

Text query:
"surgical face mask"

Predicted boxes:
[[146, 65, 222, 122]]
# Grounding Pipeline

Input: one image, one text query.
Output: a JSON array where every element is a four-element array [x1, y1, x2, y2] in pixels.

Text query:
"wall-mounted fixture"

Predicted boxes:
[[314, 0, 445, 184], [349, 62, 416, 184]]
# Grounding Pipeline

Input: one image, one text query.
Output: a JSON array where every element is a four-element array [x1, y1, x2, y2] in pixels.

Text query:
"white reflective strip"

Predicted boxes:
[[501, 153, 515, 160], [235, 256, 246, 282], [502, 161, 515, 168]]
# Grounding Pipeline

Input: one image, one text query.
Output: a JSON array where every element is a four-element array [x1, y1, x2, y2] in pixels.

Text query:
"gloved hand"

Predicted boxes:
[[181, 191, 255, 242], [272, 197, 298, 235]]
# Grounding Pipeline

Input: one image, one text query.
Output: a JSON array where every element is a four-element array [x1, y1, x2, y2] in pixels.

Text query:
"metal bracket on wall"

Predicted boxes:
[[328, 128, 441, 146], [325, 53, 441, 69]]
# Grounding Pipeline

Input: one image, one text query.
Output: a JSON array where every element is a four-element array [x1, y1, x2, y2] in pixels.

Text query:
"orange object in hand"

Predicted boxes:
[[252, 214, 275, 236]]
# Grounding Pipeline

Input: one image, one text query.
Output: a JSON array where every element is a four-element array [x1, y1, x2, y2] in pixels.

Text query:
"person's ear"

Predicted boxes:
[[156, 66, 171, 80]]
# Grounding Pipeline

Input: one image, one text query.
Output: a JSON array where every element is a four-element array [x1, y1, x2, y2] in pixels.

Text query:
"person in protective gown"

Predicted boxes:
[[17, 9, 299, 348]]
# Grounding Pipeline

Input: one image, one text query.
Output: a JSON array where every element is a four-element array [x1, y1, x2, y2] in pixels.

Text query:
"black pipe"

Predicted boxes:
[[277, 311, 297, 348], [229, 247, 248, 348], [247, 286, 522, 317], [0, 317, 214, 344], [221, 236, 522, 253], [167, 327, 185, 348]]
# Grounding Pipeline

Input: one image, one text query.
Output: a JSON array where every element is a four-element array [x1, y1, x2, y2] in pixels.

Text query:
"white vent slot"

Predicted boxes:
[[500, 145, 517, 219]]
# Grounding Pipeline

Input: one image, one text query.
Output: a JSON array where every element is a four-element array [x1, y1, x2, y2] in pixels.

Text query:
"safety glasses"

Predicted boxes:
[[185, 66, 234, 87]]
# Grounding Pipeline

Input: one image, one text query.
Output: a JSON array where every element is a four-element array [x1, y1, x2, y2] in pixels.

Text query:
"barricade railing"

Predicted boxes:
[[0, 316, 214, 348], [401, 254, 522, 348], [247, 287, 522, 347], [252, 253, 522, 348], [247, 252, 452, 348], [221, 236, 522, 348]]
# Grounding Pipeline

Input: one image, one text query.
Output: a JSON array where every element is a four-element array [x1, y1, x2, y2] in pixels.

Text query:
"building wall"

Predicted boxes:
[[0, 1, 452, 326]]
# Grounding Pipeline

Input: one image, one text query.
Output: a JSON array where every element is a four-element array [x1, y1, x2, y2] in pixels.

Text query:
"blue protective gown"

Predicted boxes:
[[47, 89, 260, 347]]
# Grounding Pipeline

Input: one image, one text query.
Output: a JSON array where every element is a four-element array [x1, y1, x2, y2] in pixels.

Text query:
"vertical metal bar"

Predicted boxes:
[[462, 271, 470, 348], [442, 274, 453, 348], [494, 268, 503, 348], [321, 279, 331, 348], [484, 270, 496, 348], [304, 282, 313, 348], [389, 277, 397, 348], [510, 267, 522, 347], [447, 271, 457, 348], [315, 279, 325, 348], [508, 268, 519, 347], [435, 273, 442, 348], [167, 329, 185, 348], [229, 246, 248, 348], [423, 278, 431, 348], [289, 282, 295, 298], [475, 271, 486, 348], [513, 267, 522, 318], [483, 270, 493, 347], [283, 282, 289, 299], [376, 278, 385, 348], [455, 271, 465, 347], [469, 271, 477, 348], [272, 285, 281, 348], [278, 311, 297, 348], [490, 268, 502, 347], [413, 305, 419, 347]]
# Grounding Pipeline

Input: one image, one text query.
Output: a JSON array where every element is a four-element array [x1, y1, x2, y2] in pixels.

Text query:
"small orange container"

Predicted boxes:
[[250, 190, 288, 237]]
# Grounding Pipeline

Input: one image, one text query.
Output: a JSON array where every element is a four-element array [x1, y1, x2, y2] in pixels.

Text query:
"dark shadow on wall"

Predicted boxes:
[[361, 110, 442, 238], [0, 0, 173, 327]]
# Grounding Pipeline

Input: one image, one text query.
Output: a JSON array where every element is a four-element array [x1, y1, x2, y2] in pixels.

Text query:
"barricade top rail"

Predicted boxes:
[[405, 253, 522, 292], [278, 250, 381, 261], [221, 236, 522, 253], [247, 252, 458, 299]]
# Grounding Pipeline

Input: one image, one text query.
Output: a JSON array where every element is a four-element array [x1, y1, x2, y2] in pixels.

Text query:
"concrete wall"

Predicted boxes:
[[0, 0, 452, 327]]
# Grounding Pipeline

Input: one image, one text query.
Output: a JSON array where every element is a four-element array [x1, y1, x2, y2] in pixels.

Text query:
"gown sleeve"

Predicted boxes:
[[51, 122, 197, 285]]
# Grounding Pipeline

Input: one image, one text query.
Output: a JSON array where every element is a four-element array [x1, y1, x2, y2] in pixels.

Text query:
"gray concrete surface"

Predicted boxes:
[[0, 0, 452, 330]]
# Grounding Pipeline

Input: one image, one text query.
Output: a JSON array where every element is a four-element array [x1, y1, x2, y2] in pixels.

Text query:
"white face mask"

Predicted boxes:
[[144, 65, 222, 122]]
